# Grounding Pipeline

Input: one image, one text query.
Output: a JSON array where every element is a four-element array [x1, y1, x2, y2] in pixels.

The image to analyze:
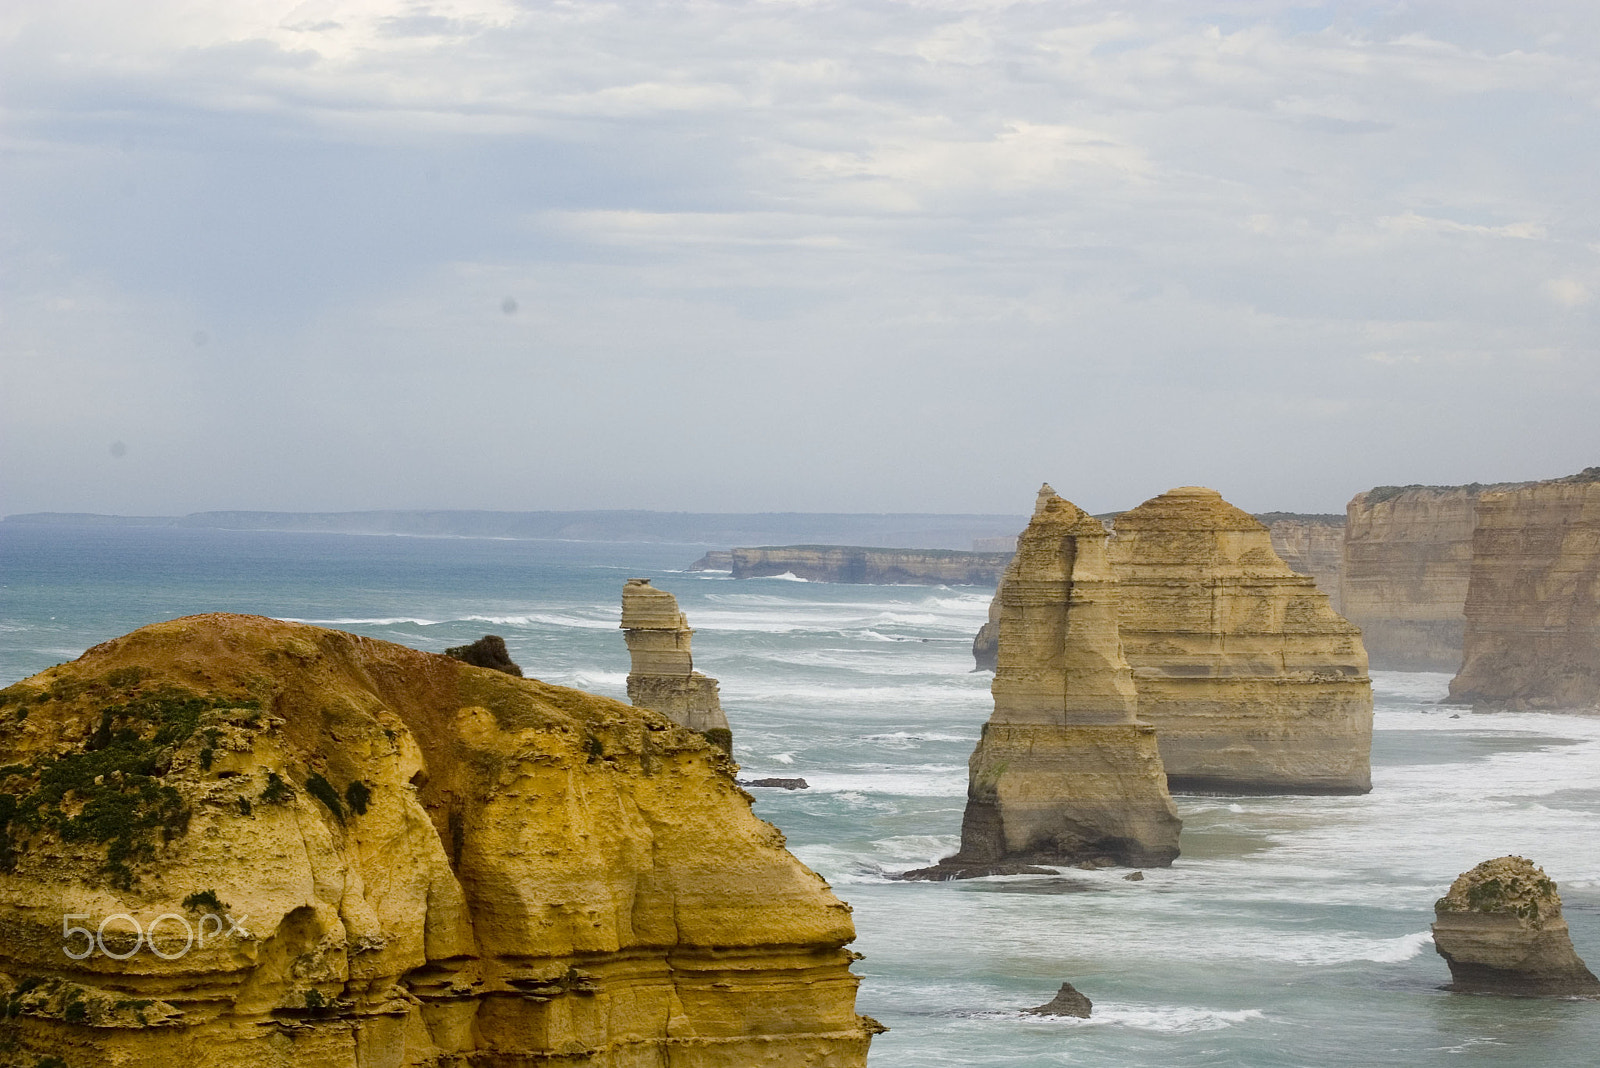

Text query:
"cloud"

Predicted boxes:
[[2, 1, 1597, 515]]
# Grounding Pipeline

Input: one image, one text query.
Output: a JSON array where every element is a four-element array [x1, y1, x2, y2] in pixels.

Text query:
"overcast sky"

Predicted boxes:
[[2, 1, 1596, 517]]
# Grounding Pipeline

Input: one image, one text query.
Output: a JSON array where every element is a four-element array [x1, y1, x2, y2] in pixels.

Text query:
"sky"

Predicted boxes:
[[2, 0, 1597, 517]]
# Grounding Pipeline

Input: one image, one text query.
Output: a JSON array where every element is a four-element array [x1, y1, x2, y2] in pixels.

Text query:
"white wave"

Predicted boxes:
[[1272, 929, 1434, 966], [965, 1005, 1264, 1033], [462, 612, 619, 630], [770, 752, 796, 765], [863, 731, 975, 743], [757, 571, 808, 582], [796, 768, 968, 797]]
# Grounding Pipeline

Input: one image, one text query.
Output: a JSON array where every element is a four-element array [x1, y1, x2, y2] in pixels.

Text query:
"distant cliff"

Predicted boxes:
[[0, 615, 877, 1066], [716, 546, 1014, 585], [1448, 471, 1600, 709], [1341, 483, 1532, 670], [1259, 513, 1346, 613]]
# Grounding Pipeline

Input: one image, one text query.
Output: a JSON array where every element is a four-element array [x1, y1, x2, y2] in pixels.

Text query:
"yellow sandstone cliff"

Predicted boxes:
[[0, 614, 877, 1067], [1108, 488, 1372, 794], [913, 486, 1180, 876], [1448, 471, 1600, 710]]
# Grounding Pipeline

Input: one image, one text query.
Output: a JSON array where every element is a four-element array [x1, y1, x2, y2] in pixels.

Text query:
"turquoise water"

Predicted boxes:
[[3, 524, 1598, 1066]]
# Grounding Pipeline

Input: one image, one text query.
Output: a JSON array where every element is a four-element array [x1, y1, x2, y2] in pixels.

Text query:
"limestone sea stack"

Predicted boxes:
[[1108, 487, 1373, 794], [911, 486, 1181, 877], [0, 614, 879, 1065], [621, 579, 732, 746], [1432, 856, 1600, 996], [1448, 470, 1600, 710]]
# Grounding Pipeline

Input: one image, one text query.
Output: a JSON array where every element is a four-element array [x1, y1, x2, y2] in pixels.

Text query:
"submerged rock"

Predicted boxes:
[[908, 485, 1180, 879], [741, 777, 810, 790], [1023, 981, 1093, 1018], [1432, 856, 1600, 997], [443, 633, 523, 676], [621, 578, 732, 744], [0, 614, 878, 1065], [1108, 487, 1373, 794]]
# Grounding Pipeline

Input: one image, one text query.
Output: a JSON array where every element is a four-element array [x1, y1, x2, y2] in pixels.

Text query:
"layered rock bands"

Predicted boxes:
[[621, 579, 732, 741], [1447, 471, 1600, 710], [1433, 856, 1600, 997], [0, 614, 877, 1066], [716, 547, 1011, 585], [912, 487, 1181, 877], [1108, 488, 1372, 794]]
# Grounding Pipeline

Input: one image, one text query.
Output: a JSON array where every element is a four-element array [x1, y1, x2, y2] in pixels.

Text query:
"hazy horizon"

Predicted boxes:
[[3, 2, 1596, 519]]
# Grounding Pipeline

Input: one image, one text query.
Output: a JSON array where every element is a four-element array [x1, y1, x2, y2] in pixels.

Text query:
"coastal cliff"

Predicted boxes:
[[0, 615, 877, 1066], [621, 579, 733, 742], [1448, 471, 1600, 710], [1341, 482, 1527, 670], [722, 546, 1012, 585], [912, 486, 1180, 876], [1108, 489, 1372, 794], [1260, 514, 1346, 613]]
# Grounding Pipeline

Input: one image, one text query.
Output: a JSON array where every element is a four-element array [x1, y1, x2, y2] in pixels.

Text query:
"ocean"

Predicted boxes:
[[3, 523, 1598, 1066]]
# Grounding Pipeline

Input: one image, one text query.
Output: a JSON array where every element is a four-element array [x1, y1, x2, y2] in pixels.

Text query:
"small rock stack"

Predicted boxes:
[[1433, 855, 1600, 996]]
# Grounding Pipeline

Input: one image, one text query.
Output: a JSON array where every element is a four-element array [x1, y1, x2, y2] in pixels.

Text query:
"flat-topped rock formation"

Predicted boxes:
[[1433, 856, 1600, 996], [704, 546, 1012, 585], [1259, 513, 1346, 613], [974, 512, 1348, 673], [1448, 469, 1600, 710], [1341, 481, 1533, 670], [621, 579, 732, 744], [0, 614, 878, 1065], [1108, 488, 1372, 794], [909, 486, 1180, 877]]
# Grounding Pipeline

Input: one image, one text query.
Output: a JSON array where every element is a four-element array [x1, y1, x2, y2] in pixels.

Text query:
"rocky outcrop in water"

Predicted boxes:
[[1432, 856, 1600, 996], [0, 614, 877, 1066], [1341, 482, 1531, 670], [909, 486, 1180, 878], [1022, 981, 1092, 1018], [443, 633, 523, 676], [621, 579, 732, 744], [1448, 470, 1600, 710], [724, 546, 1012, 585], [1108, 488, 1372, 794]]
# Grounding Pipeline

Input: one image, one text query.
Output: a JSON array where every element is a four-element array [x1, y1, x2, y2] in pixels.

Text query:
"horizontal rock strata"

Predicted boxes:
[[1259, 513, 1346, 613], [911, 486, 1180, 878], [726, 546, 1012, 585], [1108, 488, 1372, 794], [1448, 470, 1600, 710], [0, 614, 876, 1066], [1433, 856, 1600, 996], [1341, 482, 1531, 670], [621, 579, 732, 740]]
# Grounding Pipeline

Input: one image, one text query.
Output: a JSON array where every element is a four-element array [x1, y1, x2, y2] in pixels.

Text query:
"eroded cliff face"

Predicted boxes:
[[729, 547, 1011, 585], [1342, 483, 1528, 671], [1108, 488, 1372, 794], [621, 579, 732, 741], [1260, 515, 1345, 613], [917, 487, 1180, 876], [0, 614, 875, 1066], [1448, 472, 1600, 710], [1432, 856, 1600, 996]]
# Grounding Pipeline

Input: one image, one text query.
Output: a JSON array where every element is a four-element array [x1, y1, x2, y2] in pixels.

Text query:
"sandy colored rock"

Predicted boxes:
[[912, 486, 1180, 877], [621, 579, 732, 740], [1342, 482, 1532, 670], [1259, 514, 1346, 613], [0, 614, 877, 1066], [1448, 470, 1600, 710], [1432, 856, 1600, 996], [1108, 488, 1372, 794]]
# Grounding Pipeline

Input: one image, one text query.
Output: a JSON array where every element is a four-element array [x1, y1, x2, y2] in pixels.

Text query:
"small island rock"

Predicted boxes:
[[1023, 982, 1093, 1018], [1432, 855, 1600, 996]]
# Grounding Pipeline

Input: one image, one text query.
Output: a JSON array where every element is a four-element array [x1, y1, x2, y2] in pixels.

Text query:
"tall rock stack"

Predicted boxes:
[[1341, 482, 1529, 670], [1109, 488, 1373, 794], [916, 486, 1181, 875], [1448, 470, 1600, 710], [621, 579, 732, 741]]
